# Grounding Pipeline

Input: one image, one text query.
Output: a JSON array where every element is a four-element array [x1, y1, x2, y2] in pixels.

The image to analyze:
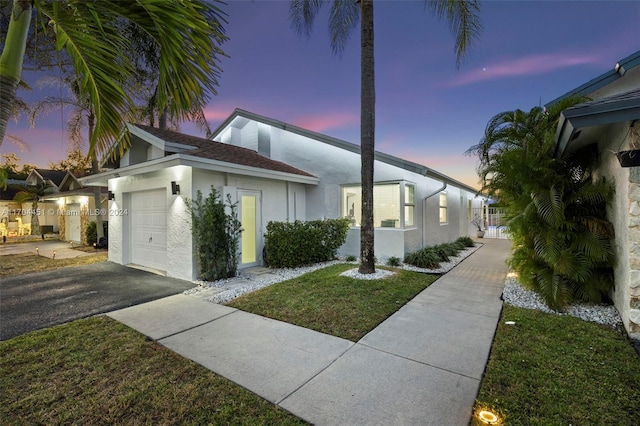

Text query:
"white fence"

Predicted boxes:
[[473, 207, 509, 239]]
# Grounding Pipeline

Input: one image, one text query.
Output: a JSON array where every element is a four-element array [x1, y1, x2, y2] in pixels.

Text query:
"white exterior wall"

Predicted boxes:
[[217, 122, 480, 259], [108, 165, 193, 281], [594, 124, 639, 338]]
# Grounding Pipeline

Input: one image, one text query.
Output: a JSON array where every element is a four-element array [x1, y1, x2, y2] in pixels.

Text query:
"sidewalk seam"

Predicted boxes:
[[275, 341, 356, 405], [154, 309, 239, 342], [356, 341, 483, 382]]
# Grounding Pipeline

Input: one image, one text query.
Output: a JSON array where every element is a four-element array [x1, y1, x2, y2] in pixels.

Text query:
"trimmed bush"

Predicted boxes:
[[404, 240, 472, 269], [85, 221, 97, 246], [386, 256, 402, 267], [264, 218, 350, 268], [456, 236, 475, 247], [187, 187, 242, 281], [404, 248, 441, 269]]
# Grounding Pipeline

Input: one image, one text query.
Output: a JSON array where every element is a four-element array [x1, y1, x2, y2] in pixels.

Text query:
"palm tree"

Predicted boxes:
[[13, 181, 54, 236], [290, 0, 481, 274], [467, 99, 615, 309], [30, 75, 106, 240], [0, 0, 227, 158]]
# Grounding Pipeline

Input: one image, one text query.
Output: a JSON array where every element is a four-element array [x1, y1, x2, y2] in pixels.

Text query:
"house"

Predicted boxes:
[[81, 110, 484, 281], [39, 171, 109, 244], [25, 168, 68, 189], [549, 50, 640, 339]]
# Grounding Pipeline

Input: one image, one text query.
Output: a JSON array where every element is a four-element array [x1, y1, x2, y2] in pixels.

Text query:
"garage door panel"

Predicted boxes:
[[130, 189, 167, 271]]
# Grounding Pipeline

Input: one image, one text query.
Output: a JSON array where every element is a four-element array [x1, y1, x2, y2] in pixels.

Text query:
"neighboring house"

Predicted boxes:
[[40, 171, 108, 244], [25, 168, 68, 189], [550, 50, 640, 339], [0, 179, 28, 237], [81, 110, 484, 281]]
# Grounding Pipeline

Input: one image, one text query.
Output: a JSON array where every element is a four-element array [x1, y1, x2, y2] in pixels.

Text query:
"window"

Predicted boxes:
[[342, 182, 413, 229], [404, 184, 415, 227], [439, 192, 448, 224]]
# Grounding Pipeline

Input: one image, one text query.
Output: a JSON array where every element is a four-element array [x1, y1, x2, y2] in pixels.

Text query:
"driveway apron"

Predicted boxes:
[[1, 262, 194, 340]]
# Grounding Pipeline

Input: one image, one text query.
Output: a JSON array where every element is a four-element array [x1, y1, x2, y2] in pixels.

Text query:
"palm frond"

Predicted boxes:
[[426, 0, 482, 68], [328, 0, 360, 56], [289, 0, 326, 37]]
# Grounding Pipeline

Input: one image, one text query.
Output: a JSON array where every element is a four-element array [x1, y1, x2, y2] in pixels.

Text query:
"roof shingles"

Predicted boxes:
[[134, 124, 315, 178]]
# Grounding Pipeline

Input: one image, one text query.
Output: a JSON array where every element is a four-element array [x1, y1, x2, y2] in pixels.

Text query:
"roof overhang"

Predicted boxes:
[[546, 51, 640, 107], [211, 109, 480, 194], [80, 153, 320, 187], [554, 90, 640, 157]]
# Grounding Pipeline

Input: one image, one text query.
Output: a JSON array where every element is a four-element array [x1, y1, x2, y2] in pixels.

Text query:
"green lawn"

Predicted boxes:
[[474, 305, 640, 425], [0, 251, 108, 276], [4, 259, 638, 425], [227, 264, 439, 341], [0, 316, 306, 425]]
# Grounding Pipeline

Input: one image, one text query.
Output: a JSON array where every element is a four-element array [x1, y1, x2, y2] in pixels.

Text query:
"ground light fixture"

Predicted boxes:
[[477, 409, 499, 424]]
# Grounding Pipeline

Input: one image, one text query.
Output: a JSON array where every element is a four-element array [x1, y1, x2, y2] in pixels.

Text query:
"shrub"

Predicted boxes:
[[404, 248, 441, 269], [187, 187, 242, 281], [456, 236, 474, 247], [345, 255, 357, 262], [265, 218, 350, 268], [386, 256, 401, 267], [404, 240, 471, 269], [85, 221, 97, 246]]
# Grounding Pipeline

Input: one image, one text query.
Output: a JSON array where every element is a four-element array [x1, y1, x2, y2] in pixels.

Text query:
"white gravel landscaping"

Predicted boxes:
[[186, 243, 623, 331], [502, 274, 623, 329], [187, 244, 482, 305]]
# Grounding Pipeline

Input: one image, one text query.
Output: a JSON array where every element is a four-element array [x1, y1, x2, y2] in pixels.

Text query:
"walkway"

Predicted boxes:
[[107, 238, 512, 425]]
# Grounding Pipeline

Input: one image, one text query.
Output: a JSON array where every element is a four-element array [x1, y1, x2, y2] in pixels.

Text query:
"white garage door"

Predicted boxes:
[[130, 189, 167, 272]]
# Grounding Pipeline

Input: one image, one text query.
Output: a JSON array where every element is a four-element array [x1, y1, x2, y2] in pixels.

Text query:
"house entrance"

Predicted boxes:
[[238, 190, 261, 267]]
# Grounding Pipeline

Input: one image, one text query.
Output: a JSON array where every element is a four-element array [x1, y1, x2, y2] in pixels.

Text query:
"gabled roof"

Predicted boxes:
[[29, 169, 68, 187], [554, 88, 640, 157], [132, 124, 316, 178], [210, 109, 480, 194], [546, 51, 640, 107]]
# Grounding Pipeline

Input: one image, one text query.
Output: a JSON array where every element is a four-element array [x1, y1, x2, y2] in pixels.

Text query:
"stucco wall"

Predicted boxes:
[[108, 165, 193, 281], [594, 124, 637, 338]]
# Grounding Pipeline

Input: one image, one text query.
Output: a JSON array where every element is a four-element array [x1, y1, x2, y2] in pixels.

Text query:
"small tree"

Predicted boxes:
[[187, 187, 242, 281]]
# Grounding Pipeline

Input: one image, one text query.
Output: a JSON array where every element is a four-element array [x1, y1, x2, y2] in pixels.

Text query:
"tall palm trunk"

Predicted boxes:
[[358, 0, 375, 274], [87, 111, 105, 241], [0, 0, 32, 146]]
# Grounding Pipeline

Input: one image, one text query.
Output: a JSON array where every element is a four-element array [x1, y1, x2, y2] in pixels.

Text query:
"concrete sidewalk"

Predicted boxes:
[[107, 238, 511, 425]]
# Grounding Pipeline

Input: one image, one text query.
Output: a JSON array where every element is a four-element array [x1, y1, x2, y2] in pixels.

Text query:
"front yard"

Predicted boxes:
[[1, 251, 639, 424]]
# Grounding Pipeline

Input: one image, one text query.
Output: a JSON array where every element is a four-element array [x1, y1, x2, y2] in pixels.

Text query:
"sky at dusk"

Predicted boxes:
[[3, 0, 640, 189]]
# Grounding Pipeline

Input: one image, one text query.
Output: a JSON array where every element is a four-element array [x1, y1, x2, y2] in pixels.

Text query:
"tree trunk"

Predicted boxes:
[[159, 105, 168, 130], [358, 0, 375, 274], [0, 0, 32, 146], [88, 111, 104, 241], [30, 200, 40, 236]]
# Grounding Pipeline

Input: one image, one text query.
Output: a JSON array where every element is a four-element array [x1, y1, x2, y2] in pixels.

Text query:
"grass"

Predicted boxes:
[[0, 316, 306, 425], [228, 264, 439, 341], [0, 252, 108, 276], [474, 305, 640, 425]]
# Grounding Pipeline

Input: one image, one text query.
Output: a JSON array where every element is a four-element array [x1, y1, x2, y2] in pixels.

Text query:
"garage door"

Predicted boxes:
[[130, 189, 167, 272]]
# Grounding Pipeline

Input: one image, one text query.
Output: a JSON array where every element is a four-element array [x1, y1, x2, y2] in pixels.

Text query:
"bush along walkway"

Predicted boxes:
[[109, 238, 512, 425]]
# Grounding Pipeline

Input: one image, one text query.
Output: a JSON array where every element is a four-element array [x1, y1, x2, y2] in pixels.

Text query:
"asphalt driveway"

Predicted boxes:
[[0, 262, 195, 341]]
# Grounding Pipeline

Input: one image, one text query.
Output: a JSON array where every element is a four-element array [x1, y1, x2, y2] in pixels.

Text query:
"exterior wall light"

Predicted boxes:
[[477, 409, 499, 424], [108, 191, 115, 200], [171, 181, 181, 195]]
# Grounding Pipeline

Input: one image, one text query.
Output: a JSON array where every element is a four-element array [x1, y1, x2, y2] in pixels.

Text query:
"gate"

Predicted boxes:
[[473, 207, 509, 239]]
